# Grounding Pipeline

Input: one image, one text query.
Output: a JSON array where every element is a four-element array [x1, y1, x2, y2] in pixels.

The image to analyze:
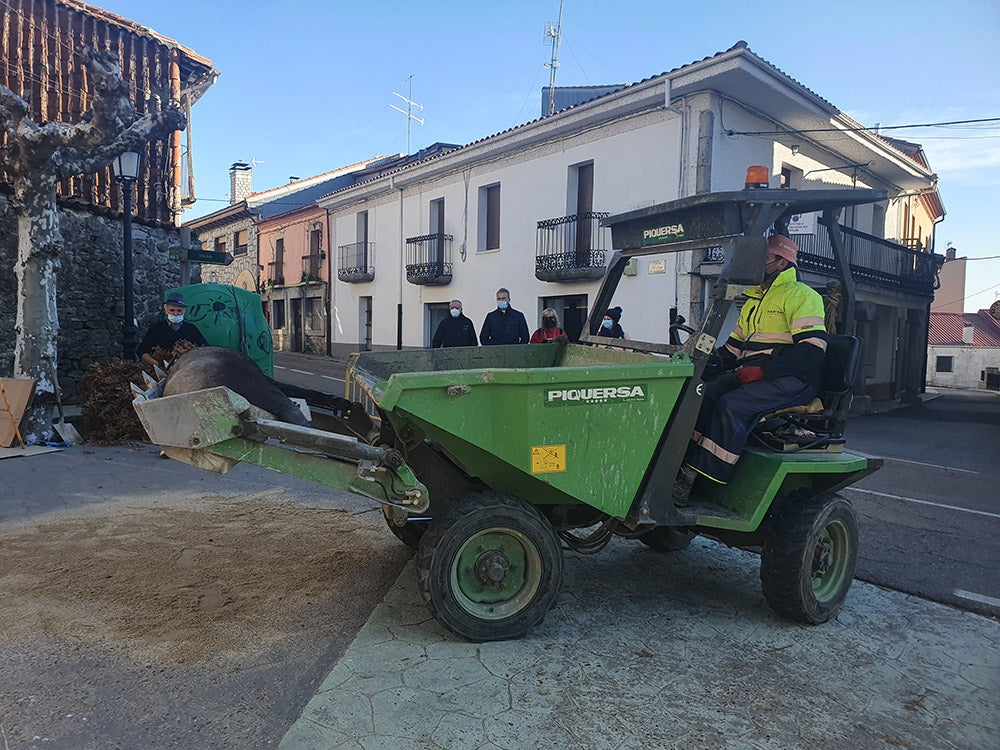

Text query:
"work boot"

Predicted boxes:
[[672, 464, 698, 506]]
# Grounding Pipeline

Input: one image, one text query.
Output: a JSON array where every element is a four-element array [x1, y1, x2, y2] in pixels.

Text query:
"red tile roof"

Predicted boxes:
[[929, 311, 1000, 346]]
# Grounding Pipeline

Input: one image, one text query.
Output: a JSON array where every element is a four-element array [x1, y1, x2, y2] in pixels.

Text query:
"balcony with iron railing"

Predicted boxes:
[[796, 225, 942, 297], [405, 233, 453, 285], [535, 211, 610, 282], [266, 261, 284, 287], [338, 241, 375, 283], [300, 252, 324, 283], [699, 225, 942, 297]]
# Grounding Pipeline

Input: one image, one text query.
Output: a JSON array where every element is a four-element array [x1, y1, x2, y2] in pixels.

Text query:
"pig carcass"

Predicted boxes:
[[163, 346, 309, 426]]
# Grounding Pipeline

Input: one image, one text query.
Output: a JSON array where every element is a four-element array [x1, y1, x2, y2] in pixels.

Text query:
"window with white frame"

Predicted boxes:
[[478, 183, 501, 251]]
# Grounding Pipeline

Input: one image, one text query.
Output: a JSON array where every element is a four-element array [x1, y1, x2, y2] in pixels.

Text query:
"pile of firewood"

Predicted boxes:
[[79, 342, 195, 444]]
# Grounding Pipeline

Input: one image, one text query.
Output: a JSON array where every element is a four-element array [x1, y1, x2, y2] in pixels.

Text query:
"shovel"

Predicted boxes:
[[49, 359, 83, 445]]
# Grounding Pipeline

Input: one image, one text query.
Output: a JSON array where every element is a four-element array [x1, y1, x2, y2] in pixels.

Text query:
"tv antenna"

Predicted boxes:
[[390, 75, 424, 155], [249, 156, 266, 168], [544, 0, 565, 116]]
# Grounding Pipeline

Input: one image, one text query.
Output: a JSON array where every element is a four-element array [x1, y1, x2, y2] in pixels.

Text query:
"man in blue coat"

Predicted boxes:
[[480, 287, 529, 345]]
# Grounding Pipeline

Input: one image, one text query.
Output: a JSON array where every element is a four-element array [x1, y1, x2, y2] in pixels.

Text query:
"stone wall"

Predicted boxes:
[[1, 195, 191, 401]]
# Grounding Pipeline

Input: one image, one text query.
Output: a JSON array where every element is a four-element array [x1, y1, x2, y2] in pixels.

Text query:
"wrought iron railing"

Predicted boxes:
[[796, 225, 942, 296], [266, 261, 284, 286], [301, 252, 323, 281], [405, 233, 453, 285], [535, 211, 610, 281], [338, 241, 375, 283]]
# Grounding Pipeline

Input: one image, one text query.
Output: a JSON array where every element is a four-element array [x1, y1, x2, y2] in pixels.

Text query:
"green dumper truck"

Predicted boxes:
[[135, 185, 883, 642]]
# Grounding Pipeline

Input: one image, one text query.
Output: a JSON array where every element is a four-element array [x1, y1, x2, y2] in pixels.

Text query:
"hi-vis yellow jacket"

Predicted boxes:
[[721, 267, 828, 387]]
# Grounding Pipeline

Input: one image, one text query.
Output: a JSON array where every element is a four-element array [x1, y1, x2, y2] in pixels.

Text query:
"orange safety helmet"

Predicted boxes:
[[768, 234, 798, 266]]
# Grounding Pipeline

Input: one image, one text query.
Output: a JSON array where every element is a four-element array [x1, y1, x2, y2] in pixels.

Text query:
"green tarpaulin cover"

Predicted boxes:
[[166, 283, 273, 377]]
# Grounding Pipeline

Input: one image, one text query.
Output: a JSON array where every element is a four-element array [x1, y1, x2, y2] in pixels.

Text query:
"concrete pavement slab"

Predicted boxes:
[[281, 538, 999, 750]]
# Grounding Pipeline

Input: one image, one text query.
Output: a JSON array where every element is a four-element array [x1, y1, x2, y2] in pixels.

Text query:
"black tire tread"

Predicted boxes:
[[416, 491, 563, 641], [760, 490, 859, 624]]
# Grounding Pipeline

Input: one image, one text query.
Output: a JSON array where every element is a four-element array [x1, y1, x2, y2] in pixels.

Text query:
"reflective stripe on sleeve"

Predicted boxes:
[[800, 336, 828, 351], [747, 331, 794, 344], [791, 315, 825, 330]]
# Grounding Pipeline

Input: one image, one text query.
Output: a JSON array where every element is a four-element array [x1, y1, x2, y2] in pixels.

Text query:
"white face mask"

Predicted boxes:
[[450, 308, 461, 318], [167, 314, 184, 324]]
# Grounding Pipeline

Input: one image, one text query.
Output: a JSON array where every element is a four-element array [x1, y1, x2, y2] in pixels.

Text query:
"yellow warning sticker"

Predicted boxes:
[[531, 444, 566, 474]]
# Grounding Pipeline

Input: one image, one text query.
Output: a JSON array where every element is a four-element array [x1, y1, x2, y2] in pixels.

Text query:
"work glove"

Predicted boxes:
[[737, 365, 765, 385]]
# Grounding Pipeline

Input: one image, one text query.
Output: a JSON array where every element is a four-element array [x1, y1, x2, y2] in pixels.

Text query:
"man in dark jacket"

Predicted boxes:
[[137, 292, 208, 366], [432, 299, 478, 348], [480, 287, 530, 345]]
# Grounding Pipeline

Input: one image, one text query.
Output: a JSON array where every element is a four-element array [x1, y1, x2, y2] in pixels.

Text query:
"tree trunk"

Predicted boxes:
[[13, 172, 62, 438], [1, 48, 186, 442]]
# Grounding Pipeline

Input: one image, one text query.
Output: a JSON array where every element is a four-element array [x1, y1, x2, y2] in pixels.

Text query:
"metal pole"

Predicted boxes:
[[122, 180, 137, 360]]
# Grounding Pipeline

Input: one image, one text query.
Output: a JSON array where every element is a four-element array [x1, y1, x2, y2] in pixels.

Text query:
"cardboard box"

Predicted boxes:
[[0, 378, 36, 448]]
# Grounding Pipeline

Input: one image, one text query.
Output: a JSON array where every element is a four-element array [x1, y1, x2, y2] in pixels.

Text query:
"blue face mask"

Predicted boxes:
[[497, 301, 508, 310], [450, 308, 461, 318], [602, 319, 613, 329], [167, 314, 184, 325]]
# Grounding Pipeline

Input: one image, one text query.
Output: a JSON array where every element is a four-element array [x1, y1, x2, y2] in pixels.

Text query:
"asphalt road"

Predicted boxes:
[[844, 388, 1000, 619], [273, 352, 1000, 619]]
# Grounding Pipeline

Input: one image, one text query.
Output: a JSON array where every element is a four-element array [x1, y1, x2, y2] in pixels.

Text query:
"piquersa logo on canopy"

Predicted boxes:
[[641, 223, 685, 245], [545, 384, 647, 406]]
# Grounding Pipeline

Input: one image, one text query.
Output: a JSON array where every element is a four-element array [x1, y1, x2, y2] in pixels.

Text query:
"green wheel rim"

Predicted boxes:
[[450, 527, 542, 621], [811, 518, 851, 602]]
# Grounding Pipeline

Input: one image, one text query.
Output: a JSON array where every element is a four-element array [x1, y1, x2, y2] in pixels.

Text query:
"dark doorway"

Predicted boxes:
[[290, 298, 302, 352], [426, 302, 450, 347], [542, 294, 588, 343]]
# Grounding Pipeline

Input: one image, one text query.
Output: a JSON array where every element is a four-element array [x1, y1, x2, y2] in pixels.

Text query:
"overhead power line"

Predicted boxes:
[[728, 117, 1000, 138]]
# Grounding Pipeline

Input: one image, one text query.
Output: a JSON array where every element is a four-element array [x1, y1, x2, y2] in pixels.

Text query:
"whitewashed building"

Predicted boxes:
[[927, 304, 1000, 390], [318, 42, 942, 407]]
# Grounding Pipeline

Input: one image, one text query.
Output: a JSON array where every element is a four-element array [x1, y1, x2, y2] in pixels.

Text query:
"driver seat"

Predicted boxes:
[[753, 334, 863, 452]]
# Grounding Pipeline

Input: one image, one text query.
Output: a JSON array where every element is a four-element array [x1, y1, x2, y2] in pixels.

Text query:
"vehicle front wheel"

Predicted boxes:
[[416, 492, 563, 642], [760, 491, 859, 624]]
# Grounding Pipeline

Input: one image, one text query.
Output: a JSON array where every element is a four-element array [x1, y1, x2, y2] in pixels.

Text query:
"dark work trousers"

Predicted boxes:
[[685, 373, 817, 484]]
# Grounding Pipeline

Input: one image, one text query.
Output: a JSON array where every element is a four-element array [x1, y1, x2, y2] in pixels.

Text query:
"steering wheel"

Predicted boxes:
[[668, 316, 696, 345]]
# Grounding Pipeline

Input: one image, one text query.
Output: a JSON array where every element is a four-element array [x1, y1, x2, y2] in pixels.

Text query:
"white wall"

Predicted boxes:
[[324, 79, 933, 352], [328, 108, 684, 349], [927, 345, 1000, 389]]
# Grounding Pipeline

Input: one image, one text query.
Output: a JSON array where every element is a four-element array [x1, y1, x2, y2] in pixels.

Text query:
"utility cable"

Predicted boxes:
[[728, 117, 1000, 137]]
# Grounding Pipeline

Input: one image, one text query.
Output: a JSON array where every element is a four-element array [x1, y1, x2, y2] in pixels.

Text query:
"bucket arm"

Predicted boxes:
[[132, 385, 428, 512]]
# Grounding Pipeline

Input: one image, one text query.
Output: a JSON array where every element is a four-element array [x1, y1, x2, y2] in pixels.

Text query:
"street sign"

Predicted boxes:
[[186, 248, 234, 266]]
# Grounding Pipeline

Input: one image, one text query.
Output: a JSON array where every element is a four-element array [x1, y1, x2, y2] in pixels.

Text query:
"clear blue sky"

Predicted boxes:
[[99, 0, 1000, 313]]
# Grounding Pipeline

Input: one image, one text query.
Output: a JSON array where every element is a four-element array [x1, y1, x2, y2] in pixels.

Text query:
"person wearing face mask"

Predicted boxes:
[[529, 308, 567, 344], [480, 287, 530, 345], [432, 299, 478, 348], [137, 292, 208, 367], [672, 234, 827, 504], [596, 306, 626, 339]]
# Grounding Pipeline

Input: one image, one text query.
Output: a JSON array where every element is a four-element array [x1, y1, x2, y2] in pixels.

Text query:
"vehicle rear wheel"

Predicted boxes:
[[416, 492, 563, 642], [639, 527, 696, 552], [381, 505, 428, 549], [760, 491, 859, 624]]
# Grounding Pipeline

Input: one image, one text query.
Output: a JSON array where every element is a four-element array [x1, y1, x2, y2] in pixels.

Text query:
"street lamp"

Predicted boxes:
[[112, 151, 141, 360]]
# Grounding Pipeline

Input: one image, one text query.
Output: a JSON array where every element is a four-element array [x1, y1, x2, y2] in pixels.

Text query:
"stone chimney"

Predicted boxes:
[[230, 162, 252, 204], [946, 246, 956, 261]]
